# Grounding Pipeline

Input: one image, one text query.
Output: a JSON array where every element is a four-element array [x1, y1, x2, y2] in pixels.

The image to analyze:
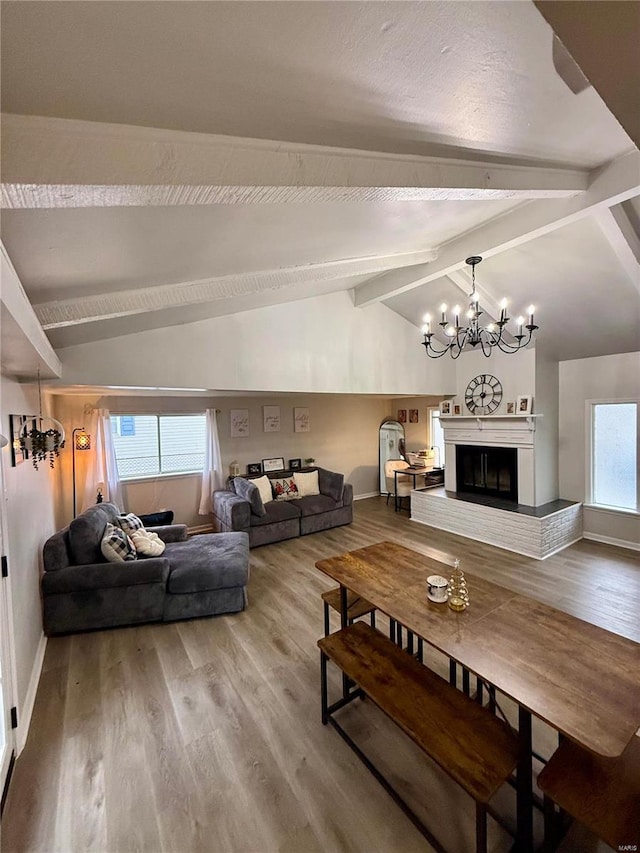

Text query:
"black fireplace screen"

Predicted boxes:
[[456, 445, 518, 502]]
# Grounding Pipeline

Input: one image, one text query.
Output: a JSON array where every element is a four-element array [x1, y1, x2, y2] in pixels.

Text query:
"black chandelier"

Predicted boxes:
[[421, 256, 538, 359]]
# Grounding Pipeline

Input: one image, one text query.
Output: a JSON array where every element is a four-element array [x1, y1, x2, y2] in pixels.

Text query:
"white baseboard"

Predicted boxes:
[[583, 532, 640, 552], [353, 492, 380, 501], [16, 631, 47, 754]]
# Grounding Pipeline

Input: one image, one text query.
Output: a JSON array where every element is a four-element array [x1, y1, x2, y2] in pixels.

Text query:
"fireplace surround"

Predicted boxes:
[[456, 444, 518, 502]]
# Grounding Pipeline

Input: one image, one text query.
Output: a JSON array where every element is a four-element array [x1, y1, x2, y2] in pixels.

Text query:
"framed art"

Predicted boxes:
[[294, 407, 310, 433], [247, 463, 262, 475], [9, 414, 29, 466], [262, 457, 285, 473], [453, 403, 462, 416], [409, 409, 419, 423], [230, 409, 249, 438], [263, 405, 280, 433], [288, 458, 302, 470], [506, 401, 516, 415], [439, 401, 451, 416], [517, 395, 533, 415], [398, 409, 407, 423]]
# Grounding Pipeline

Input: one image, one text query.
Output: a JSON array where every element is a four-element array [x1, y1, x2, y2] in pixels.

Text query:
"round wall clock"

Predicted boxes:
[[464, 374, 503, 415]]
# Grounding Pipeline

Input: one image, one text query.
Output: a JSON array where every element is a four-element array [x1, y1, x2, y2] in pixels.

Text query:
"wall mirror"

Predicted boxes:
[[379, 419, 405, 495]]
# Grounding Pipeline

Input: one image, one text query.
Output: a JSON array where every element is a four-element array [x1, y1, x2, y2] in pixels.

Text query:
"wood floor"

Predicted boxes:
[[3, 498, 638, 853]]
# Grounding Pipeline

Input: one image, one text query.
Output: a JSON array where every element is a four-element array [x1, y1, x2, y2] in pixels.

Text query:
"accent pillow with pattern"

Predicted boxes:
[[117, 513, 145, 537], [101, 522, 137, 563], [271, 477, 300, 501]]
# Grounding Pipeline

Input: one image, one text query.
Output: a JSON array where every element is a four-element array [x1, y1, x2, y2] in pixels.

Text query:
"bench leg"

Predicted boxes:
[[449, 659, 457, 687], [417, 637, 423, 663], [320, 651, 328, 725], [407, 630, 414, 656], [370, 610, 376, 630], [323, 600, 330, 637], [475, 803, 487, 853], [516, 706, 534, 853], [389, 618, 396, 642], [462, 667, 471, 696], [542, 794, 558, 853]]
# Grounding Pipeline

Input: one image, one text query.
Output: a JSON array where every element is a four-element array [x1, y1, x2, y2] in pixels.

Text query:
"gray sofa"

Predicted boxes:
[[42, 502, 250, 635], [212, 467, 353, 547]]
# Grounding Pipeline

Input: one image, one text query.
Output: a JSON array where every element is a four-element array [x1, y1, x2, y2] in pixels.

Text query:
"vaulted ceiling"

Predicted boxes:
[[1, 1, 639, 365]]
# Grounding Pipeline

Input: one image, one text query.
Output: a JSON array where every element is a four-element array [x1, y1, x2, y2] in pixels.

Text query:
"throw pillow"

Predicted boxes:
[[293, 470, 320, 497], [251, 475, 275, 507], [101, 522, 137, 563], [233, 477, 267, 517], [117, 512, 145, 537], [271, 476, 300, 501], [130, 529, 166, 557]]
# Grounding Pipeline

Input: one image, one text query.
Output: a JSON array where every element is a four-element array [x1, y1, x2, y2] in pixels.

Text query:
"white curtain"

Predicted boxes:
[[81, 408, 124, 511], [199, 408, 224, 514]]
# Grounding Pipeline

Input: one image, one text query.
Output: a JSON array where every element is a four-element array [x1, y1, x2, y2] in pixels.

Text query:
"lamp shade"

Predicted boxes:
[[75, 431, 91, 451]]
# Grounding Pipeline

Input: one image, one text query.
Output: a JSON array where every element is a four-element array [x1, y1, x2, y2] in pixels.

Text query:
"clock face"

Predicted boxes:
[[465, 374, 503, 415]]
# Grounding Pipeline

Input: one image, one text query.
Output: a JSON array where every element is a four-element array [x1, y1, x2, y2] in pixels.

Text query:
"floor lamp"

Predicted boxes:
[[72, 427, 91, 517]]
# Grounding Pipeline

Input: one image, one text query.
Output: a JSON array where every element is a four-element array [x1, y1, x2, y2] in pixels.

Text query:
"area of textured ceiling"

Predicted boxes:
[[1, 1, 632, 167], [385, 216, 640, 361], [1, 199, 520, 304]]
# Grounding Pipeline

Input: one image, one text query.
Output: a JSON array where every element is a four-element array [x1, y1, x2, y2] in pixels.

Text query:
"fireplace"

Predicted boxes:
[[456, 445, 518, 502]]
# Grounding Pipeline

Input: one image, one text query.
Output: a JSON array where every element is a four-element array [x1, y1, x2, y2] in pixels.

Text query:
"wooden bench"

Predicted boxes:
[[537, 733, 640, 852], [318, 621, 520, 853], [321, 587, 375, 636]]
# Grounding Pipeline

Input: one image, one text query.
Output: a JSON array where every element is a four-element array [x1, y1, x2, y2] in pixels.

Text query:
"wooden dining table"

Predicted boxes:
[[315, 541, 640, 852]]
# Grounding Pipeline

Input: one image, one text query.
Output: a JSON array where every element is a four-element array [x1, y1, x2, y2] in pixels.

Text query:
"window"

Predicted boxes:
[[111, 414, 206, 480], [591, 402, 638, 512]]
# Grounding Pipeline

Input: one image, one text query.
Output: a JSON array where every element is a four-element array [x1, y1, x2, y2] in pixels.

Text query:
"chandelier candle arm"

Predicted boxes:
[[421, 255, 539, 359]]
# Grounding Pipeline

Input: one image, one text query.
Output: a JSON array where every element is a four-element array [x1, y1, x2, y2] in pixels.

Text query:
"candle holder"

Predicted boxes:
[[448, 559, 470, 612]]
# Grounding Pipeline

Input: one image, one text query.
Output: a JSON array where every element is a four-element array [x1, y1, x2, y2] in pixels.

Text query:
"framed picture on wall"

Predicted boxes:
[[439, 401, 451, 416], [294, 407, 310, 433], [230, 409, 249, 438], [247, 463, 262, 475], [517, 395, 533, 415], [506, 401, 516, 415], [262, 457, 285, 473], [288, 458, 302, 470], [409, 409, 419, 423], [263, 406, 281, 433], [453, 403, 462, 416], [398, 409, 407, 423]]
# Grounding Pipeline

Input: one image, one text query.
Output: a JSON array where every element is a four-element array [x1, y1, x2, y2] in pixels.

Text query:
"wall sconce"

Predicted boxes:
[[72, 427, 91, 518]]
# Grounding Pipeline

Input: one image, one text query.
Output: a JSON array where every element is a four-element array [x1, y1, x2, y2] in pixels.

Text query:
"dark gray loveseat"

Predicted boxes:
[[212, 467, 353, 548], [42, 502, 250, 635]]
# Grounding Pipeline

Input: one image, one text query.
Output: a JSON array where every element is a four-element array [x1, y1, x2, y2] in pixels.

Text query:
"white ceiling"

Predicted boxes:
[[1, 1, 638, 363]]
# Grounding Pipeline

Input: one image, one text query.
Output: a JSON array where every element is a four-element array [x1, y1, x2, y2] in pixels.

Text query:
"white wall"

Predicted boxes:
[[0, 378, 56, 750], [452, 347, 535, 411], [53, 391, 391, 528], [559, 352, 640, 549], [534, 348, 559, 505], [56, 291, 455, 395]]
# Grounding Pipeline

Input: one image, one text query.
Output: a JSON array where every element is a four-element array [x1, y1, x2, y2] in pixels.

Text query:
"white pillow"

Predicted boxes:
[[293, 470, 320, 497], [101, 523, 137, 563], [252, 475, 274, 506], [131, 529, 166, 557]]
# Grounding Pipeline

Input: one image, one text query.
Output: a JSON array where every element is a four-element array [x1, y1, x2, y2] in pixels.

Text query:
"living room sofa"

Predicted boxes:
[[42, 502, 250, 635], [212, 467, 353, 547]]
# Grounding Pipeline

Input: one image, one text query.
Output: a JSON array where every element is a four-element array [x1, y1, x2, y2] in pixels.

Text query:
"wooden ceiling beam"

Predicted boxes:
[[1, 114, 588, 209]]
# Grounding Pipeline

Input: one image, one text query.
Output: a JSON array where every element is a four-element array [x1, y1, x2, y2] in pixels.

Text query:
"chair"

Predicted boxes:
[[384, 459, 412, 510]]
